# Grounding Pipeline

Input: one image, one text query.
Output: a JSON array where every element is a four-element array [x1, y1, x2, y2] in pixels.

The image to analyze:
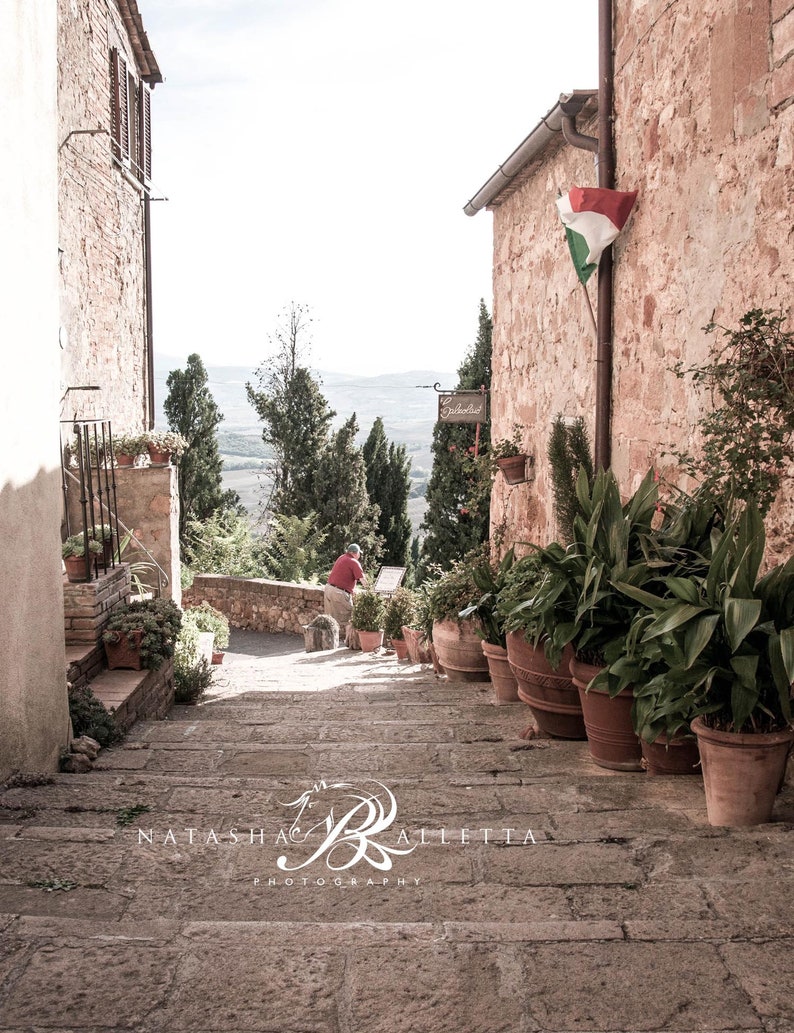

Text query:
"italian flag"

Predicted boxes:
[[556, 187, 638, 285]]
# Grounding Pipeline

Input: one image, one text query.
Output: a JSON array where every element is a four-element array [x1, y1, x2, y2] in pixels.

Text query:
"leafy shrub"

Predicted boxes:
[[173, 622, 213, 704], [184, 602, 230, 650], [67, 684, 121, 747]]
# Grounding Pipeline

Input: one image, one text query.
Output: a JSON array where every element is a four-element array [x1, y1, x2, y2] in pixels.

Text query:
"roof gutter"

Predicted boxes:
[[463, 91, 596, 218]]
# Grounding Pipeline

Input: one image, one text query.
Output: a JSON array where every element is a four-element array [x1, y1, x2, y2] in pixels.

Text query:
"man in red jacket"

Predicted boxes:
[[324, 544, 366, 645]]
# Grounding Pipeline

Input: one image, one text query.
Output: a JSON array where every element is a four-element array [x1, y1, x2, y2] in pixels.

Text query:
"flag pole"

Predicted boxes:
[[580, 281, 598, 342]]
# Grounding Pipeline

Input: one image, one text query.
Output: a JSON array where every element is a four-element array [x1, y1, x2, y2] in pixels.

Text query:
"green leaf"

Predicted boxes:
[[683, 614, 720, 668], [724, 597, 762, 652], [642, 604, 705, 641], [666, 577, 701, 605], [780, 626, 794, 685]]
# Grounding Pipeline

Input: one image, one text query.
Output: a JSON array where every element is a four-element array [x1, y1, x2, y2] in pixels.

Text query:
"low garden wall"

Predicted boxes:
[[182, 575, 325, 636]]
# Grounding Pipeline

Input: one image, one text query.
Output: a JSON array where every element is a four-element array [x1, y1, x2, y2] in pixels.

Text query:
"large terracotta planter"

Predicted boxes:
[[481, 641, 519, 705], [432, 619, 490, 681], [570, 658, 642, 771], [506, 632, 585, 739], [392, 638, 409, 660], [357, 629, 384, 653], [147, 446, 172, 465], [402, 627, 431, 665], [104, 629, 144, 671], [691, 717, 794, 826], [641, 734, 700, 776]]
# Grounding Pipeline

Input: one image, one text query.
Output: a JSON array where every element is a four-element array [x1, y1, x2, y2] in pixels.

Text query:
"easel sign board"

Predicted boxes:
[[373, 566, 406, 594]]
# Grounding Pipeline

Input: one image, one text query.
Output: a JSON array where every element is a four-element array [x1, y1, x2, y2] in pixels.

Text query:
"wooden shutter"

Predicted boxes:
[[110, 48, 130, 162], [138, 84, 152, 184]]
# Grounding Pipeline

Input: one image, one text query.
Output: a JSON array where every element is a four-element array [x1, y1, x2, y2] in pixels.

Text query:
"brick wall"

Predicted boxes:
[[488, 0, 794, 560], [57, 0, 152, 431], [63, 564, 131, 646], [183, 576, 325, 636]]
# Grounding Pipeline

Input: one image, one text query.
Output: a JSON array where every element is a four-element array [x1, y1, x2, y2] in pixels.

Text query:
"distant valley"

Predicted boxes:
[[154, 358, 457, 529]]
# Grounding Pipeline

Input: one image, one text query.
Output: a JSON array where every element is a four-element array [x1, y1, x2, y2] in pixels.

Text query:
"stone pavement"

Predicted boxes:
[[1, 628, 793, 1032]]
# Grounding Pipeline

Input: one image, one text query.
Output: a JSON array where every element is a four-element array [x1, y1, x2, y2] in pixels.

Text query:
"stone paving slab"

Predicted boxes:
[[1, 630, 793, 1031]]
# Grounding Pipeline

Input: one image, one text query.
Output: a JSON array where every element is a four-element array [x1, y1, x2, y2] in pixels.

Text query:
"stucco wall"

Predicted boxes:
[[57, 0, 152, 431], [488, 1, 794, 558], [1, 1, 71, 777]]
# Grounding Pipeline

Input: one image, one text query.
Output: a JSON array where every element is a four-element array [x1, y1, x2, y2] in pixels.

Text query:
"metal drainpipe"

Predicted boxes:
[[143, 192, 155, 430], [595, 0, 615, 471]]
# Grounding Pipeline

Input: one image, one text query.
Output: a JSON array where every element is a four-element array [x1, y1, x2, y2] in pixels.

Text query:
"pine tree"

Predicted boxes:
[[312, 414, 383, 570], [418, 300, 493, 579], [246, 303, 335, 516], [163, 353, 239, 547], [363, 419, 412, 567]]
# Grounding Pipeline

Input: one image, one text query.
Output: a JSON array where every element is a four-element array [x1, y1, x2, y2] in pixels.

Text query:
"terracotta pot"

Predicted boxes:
[[495, 454, 527, 484], [402, 627, 431, 664], [570, 658, 642, 771], [506, 632, 585, 739], [641, 734, 700, 776], [392, 638, 409, 660], [481, 641, 519, 705], [432, 619, 490, 681], [115, 452, 136, 467], [211, 651, 225, 665], [104, 629, 144, 671], [147, 446, 172, 465], [63, 554, 91, 583], [691, 717, 794, 826], [358, 629, 384, 653]]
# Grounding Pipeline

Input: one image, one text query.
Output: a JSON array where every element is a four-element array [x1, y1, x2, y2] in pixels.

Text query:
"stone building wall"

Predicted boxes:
[[488, 1, 794, 559], [65, 464, 181, 604], [183, 576, 325, 637], [57, 0, 153, 431]]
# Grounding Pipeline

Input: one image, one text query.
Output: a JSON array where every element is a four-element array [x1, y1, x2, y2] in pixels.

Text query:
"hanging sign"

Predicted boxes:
[[437, 392, 488, 424]]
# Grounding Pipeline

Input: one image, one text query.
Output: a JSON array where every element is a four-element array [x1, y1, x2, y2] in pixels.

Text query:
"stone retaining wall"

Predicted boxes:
[[182, 575, 324, 636], [63, 565, 131, 646]]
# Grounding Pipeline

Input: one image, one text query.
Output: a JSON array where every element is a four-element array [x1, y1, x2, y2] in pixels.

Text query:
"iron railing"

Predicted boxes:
[[59, 419, 169, 594]]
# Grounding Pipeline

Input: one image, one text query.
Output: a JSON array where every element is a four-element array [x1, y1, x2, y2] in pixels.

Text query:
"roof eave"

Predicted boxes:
[[116, 0, 163, 86], [463, 90, 597, 216]]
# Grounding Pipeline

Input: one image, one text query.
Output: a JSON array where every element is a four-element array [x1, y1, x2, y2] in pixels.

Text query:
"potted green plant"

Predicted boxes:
[[383, 587, 417, 660], [526, 468, 666, 768], [614, 503, 794, 823], [424, 550, 490, 680], [112, 432, 147, 467], [351, 589, 386, 652], [459, 548, 520, 703], [103, 598, 182, 671], [62, 533, 103, 582], [142, 430, 188, 465], [184, 601, 230, 663], [498, 551, 584, 737], [491, 424, 528, 485]]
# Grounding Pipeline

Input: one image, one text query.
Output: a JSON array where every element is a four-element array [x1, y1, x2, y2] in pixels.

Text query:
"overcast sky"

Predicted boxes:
[[141, 0, 598, 376]]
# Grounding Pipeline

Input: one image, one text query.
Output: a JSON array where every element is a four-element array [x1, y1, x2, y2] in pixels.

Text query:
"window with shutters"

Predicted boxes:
[[109, 46, 152, 186]]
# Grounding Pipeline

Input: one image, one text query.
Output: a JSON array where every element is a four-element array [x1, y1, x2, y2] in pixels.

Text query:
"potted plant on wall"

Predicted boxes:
[[351, 589, 386, 653], [616, 503, 794, 823], [491, 424, 529, 485], [112, 432, 147, 467], [142, 430, 188, 466], [184, 601, 230, 664], [383, 587, 417, 660], [103, 598, 182, 671], [62, 533, 103, 582], [459, 548, 520, 704]]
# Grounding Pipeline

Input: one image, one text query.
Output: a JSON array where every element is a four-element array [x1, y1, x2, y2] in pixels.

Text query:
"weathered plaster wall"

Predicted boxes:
[[57, 0, 152, 431], [489, 1, 794, 558], [1, 1, 71, 777]]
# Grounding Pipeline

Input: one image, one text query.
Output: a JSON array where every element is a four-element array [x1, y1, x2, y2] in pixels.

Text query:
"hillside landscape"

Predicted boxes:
[[154, 358, 457, 529]]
